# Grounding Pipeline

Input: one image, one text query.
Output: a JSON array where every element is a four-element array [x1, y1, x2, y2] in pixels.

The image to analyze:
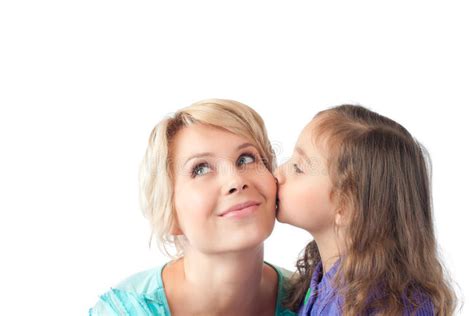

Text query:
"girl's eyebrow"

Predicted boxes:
[[295, 146, 311, 165], [183, 142, 257, 166]]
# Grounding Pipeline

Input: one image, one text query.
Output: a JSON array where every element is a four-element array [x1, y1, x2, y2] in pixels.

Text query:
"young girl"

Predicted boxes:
[[276, 105, 456, 315], [90, 99, 295, 315]]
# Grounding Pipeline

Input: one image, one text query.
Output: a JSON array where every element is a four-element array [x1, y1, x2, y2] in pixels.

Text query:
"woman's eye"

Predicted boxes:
[[237, 153, 256, 166], [293, 163, 304, 174], [192, 163, 211, 178]]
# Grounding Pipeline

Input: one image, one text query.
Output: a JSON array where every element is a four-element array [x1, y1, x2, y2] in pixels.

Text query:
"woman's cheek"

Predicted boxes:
[[268, 175, 278, 201], [257, 171, 277, 201]]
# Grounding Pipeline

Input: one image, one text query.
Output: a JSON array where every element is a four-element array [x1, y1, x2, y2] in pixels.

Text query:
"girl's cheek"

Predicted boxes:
[[291, 181, 313, 206]]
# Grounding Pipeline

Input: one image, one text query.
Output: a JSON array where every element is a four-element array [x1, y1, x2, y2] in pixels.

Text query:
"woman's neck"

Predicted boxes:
[[163, 244, 277, 316]]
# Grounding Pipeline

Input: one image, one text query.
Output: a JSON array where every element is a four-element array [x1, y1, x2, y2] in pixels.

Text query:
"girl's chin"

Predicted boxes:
[[275, 210, 287, 223]]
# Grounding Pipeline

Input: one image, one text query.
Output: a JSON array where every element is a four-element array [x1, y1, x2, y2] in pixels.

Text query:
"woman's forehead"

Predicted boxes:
[[171, 124, 257, 163]]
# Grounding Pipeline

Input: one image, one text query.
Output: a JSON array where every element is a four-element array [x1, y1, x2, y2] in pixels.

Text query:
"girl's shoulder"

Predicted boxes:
[[89, 265, 171, 316], [402, 292, 435, 316]]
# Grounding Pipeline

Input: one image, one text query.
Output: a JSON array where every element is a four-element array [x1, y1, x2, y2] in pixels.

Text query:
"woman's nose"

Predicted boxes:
[[227, 183, 248, 194], [223, 168, 249, 195]]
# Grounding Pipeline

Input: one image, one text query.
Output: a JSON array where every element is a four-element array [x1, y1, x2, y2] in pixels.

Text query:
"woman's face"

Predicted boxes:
[[275, 119, 336, 235], [171, 123, 276, 254]]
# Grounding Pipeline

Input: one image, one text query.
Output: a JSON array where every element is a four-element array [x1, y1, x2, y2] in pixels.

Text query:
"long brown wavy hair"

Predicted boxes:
[[283, 105, 457, 315]]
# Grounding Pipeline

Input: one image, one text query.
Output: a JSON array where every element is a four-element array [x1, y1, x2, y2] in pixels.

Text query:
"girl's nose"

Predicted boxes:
[[275, 164, 285, 185]]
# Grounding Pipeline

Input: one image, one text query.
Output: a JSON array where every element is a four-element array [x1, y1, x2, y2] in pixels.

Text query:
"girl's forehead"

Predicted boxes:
[[298, 120, 320, 147], [296, 120, 328, 161]]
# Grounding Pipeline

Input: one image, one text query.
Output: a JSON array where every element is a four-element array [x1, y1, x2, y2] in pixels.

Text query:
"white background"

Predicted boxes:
[[1, 1, 472, 315]]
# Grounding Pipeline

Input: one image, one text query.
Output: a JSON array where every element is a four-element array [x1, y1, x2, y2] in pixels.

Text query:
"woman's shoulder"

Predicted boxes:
[[265, 262, 297, 316], [114, 266, 164, 294], [89, 265, 171, 316], [270, 264, 294, 280]]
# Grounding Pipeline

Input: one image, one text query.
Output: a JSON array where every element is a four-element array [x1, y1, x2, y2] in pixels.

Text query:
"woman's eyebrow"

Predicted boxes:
[[295, 146, 311, 165], [237, 142, 257, 151], [183, 143, 257, 166], [184, 152, 213, 166]]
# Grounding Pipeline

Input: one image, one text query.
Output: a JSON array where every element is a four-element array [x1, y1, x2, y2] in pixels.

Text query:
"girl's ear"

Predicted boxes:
[[335, 207, 350, 227], [335, 212, 344, 227]]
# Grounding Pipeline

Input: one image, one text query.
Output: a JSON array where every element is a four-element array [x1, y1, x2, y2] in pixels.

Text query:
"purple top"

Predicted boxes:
[[297, 260, 435, 316]]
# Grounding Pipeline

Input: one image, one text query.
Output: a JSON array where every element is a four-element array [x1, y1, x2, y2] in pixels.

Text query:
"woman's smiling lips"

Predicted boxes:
[[219, 201, 261, 218]]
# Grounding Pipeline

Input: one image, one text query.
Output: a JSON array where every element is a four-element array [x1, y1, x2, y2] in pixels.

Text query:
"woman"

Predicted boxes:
[[90, 99, 295, 315]]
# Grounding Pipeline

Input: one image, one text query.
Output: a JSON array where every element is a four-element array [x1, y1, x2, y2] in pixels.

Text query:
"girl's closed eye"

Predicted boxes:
[[293, 163, 304, 174], [191, 162, 212, 178]]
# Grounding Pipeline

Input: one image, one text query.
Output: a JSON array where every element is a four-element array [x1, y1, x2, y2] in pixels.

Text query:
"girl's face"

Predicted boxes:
[[275, 119, 337, 235], [172, 124, 276, 254]]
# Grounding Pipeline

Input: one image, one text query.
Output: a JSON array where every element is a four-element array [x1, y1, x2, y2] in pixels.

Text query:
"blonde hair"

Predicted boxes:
[[139, 99, 275, 257]]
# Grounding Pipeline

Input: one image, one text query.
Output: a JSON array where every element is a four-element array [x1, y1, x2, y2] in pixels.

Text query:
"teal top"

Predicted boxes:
[[90, 262, 296, 315]]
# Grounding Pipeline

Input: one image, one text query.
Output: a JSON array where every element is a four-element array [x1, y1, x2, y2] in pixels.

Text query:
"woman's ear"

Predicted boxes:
[[169, 215, 183, 235]]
